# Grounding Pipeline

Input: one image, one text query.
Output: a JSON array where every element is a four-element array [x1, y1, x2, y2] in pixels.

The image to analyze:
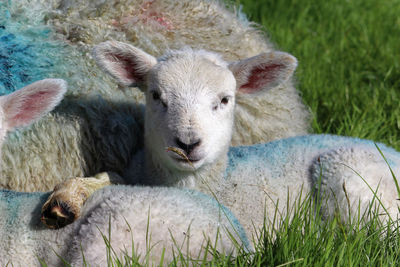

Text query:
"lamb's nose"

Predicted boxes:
[[175, 138, 201, 155]]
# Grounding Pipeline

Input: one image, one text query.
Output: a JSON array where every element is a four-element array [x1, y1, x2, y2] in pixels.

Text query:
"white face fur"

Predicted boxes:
[[94, 41, 297, 173], [145, 51, 237, 171]]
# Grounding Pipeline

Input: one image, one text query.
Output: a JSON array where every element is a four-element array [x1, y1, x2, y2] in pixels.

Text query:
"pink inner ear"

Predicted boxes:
[[10, 90, 56, 126], [239, 64, 283, 94], [106, 53, 144, 84]]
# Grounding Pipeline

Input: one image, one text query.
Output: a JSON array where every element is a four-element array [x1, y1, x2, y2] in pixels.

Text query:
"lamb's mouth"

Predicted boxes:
[[173, 157, 202, 163], [166, 147, 203, 165]]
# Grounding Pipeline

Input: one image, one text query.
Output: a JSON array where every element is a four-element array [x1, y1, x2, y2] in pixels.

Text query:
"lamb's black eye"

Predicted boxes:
[[152, 91, 167, 108], [152, 91, 160, 101], [213, 96, 230, 111], [221, 97, 229, 105]]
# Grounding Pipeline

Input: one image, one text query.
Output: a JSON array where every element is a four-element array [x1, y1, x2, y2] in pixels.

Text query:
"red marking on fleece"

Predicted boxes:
[[147, 12, 174, 30], [239, 64, 283, 94], [113, 1, 175, 31]]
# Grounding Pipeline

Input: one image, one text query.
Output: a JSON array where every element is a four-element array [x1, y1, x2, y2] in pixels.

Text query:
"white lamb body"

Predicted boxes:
[[129, 134, 400, 239], [91, 43, 400, 240], [0, 186, 249, 266], [216, 135, 400, 236]]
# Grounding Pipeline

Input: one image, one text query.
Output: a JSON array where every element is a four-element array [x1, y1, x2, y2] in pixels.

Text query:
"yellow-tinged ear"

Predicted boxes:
[[93, 41, 157, 88], [229, 51, 297, 94]]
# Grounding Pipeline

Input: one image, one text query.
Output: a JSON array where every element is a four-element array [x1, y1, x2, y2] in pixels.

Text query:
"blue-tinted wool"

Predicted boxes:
[[183, 188, 251, 249], [0, 2, 64, 95], [0, 189, 49, 227], [226, 134, 399, 177]]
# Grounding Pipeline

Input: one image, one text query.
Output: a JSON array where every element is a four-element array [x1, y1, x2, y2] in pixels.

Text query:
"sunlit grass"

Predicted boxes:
[[239, 0, 400, 149], [42, 185, 400, 266]]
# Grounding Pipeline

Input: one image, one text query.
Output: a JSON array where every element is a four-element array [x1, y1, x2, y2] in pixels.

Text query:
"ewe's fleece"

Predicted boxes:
[[0, 186, 250, 265], [0, 0, 310, 191]]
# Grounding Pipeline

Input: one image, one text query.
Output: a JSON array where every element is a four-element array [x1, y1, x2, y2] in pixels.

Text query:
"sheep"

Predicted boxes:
[[0, 81, 250, 265], [0, 1, 145, 191], [44, 42, 400, 241], [46, 0, 311, 145], [0, 0, 310, 193]]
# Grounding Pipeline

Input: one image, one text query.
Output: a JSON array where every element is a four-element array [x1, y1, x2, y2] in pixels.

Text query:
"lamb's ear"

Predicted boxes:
[[93, 41, 157, 88], [1, 79, 67, 130], [229, 52, 297, 94]]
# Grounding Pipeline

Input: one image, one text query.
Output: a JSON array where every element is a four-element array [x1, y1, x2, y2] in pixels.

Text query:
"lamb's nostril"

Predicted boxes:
[[175, 138, 201, 155]]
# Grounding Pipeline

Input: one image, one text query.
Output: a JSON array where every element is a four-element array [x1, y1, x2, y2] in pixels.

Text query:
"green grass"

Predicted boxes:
[[53, 191, 400, 266], [235, 0, 400, 266], [239, 0, 400, 149]]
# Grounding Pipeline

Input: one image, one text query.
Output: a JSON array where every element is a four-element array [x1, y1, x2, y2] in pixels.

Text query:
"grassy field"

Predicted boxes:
[[240, 0, 400, 149], [234, 0, 400, 266]]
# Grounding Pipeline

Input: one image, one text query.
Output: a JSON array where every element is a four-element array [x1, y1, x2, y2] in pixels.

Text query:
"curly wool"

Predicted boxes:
[[214, 135, 400, 237], [46, 0, 311, 145], [0, 0, 310, 192], [0, 185, 250, 266]]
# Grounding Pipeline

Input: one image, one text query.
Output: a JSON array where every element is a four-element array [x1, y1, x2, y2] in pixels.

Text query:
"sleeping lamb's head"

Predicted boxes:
[[94, 41, 297, 172], [0, 79, 67, 145]]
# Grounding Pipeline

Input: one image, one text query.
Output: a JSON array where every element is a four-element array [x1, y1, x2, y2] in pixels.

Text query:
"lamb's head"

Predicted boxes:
[[0, 79, 67, 146], [94, 41, 297, 172]]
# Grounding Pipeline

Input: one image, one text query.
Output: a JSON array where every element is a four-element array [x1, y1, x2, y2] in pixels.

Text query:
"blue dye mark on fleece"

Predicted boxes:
[[226, 134, 400, 177], [0, 2, 62, 95], [182, 188, 251, 250], [0, 189, 49, 227]]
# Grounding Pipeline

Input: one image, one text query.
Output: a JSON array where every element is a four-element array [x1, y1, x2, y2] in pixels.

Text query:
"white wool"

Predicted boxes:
[[0, 186, 250, 266], [1, 0, 310, 192], [94, 45, 400, 240], [0, 80, 249, 265]]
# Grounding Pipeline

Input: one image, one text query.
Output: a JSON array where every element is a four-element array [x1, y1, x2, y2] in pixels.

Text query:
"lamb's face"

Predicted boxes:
[[145, 53, 236, 171], [93, 41, 298, 172]]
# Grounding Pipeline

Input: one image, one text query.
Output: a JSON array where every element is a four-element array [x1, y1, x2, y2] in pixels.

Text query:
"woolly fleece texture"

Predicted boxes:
[[0, 0, 310, 192], [93, 46, 400, 240], [131, 134, 400, 239], [0, 80, 249, 265], [0, 186, 250, 266]]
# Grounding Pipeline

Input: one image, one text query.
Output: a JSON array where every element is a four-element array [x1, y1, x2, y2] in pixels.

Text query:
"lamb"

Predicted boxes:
[[0, 81, 250, 265], [44, 42, 400, 241], [46, 0, 311, 145], [0, 0, 310, 193]]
